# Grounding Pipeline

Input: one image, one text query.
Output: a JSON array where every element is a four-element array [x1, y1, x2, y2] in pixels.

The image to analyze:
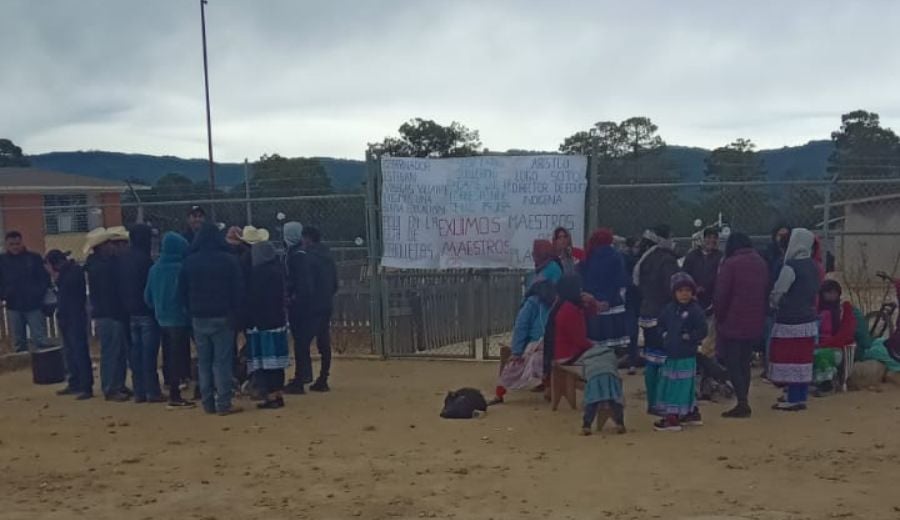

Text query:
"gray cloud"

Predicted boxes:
[[3, 0, 900, 161]]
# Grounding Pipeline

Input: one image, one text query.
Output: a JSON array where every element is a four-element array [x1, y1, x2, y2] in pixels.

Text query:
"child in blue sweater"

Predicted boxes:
[[653, 272, 708, 432]]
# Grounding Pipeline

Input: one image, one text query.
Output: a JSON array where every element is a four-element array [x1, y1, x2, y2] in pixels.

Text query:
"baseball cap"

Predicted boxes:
[[188, 205, 206, 216]]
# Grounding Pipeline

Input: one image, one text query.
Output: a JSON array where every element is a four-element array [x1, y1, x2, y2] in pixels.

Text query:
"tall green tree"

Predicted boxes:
[[704, 138, 766, 180], [620, 117, 666, 158], [368, 118, 483, 158], [828, 110, 900, 179], [0, 138, 29, 167], [250, 154, 333, 197]]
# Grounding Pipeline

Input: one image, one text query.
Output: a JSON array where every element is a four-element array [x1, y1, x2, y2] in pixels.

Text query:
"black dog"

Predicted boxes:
[[440, 388, 488, 419]]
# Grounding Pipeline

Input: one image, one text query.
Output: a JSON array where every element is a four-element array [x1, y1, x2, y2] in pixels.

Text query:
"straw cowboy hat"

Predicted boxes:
[[240, 226, 270, 245], [82, 227, 115, 255], [107, 226, 130, 242]]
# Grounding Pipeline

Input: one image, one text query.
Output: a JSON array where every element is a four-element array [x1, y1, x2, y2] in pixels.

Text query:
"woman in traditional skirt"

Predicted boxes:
[[552, 226, 585, 275], [769, 228, 821, 411], [246, 241, 291, 409], [581, 228, 630, 351], [653, 273, 708, 431], [632, 225, 680, 414]]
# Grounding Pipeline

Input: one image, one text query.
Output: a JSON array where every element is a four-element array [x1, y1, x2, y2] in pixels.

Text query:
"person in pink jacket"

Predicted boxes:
[[714, 232, 769, 418]]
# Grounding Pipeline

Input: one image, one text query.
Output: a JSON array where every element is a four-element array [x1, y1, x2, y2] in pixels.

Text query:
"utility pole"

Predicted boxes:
[[200, 0, 216, 219], [244, 158, 252, 225]]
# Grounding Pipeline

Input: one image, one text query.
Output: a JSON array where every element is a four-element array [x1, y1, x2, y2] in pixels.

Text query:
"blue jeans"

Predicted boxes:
[[193, 317, 235, 413], [8, 309, 49, 352], [97, 318, 128, 397], [60, 315, 93, 394], [129, 315, 161, 401]]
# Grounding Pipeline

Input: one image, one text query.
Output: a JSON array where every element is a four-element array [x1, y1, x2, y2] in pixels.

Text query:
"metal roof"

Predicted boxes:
[[0, 167, 147, 193]]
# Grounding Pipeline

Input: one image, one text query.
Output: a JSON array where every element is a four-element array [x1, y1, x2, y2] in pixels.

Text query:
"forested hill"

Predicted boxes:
[[28, 140, 834, 192]]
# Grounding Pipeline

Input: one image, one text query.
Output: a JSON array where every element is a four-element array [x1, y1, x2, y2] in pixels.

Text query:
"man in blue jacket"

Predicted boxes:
[[181, 223, 244, 415]]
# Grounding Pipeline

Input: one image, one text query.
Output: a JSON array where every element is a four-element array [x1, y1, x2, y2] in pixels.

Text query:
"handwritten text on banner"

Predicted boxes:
[[381, 155, 587, 269]]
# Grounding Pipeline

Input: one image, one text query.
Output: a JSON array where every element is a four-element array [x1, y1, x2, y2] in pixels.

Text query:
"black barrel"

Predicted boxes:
[[31, 346, 65, 385]]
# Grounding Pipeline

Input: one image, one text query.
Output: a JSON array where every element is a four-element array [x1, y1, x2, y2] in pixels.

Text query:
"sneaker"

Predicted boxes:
[[581, 427, 592, 436], [615, 424, 627, 435], [120, 387, 134, 398], [309, 379, 330, 393], [682, 411, 704, 427], [721, 404, 752, 419], [166, 399, 196, 410], [257, 398, 285, 410], [217, 406, 244, 416], [146, 395, 166, 404], [627, 367, 637, 376], [75, 392, 94, 401], [56, 387, 76, 396], [283, 380, 306, 395], [772, 402, 807, 412], [105, 392, 130, 402], [653, 418, 683, 432]]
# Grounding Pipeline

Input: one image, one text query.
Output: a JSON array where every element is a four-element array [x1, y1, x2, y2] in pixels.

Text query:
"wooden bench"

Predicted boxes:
[[550, 364, 584, 411]]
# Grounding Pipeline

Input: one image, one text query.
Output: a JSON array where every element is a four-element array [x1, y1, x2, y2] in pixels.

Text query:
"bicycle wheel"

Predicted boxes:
[[866, 311, 890, 339]]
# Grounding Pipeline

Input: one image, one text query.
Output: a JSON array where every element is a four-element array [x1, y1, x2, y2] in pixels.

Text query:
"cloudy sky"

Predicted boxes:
[[4, 0, 900, 161]]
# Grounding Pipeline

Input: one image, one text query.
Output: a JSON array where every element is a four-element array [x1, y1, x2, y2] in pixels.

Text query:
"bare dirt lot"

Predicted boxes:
[[1, 359, 899, 520]]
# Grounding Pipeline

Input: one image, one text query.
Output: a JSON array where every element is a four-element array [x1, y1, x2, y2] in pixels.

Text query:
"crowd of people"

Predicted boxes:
[[0, 205, 338, 416], [493, 222, 900, 434]]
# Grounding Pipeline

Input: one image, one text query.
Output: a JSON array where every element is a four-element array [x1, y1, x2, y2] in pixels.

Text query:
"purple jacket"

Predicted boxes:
[[714, 248, 769, 341]]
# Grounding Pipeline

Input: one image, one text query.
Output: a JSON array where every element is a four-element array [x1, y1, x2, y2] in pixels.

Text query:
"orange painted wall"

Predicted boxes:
[[1, 194, 46, 253], [100, 192, 122, 227]]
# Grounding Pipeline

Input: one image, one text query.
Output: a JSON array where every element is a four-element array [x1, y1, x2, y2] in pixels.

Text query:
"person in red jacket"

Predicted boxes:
[[553, 275, 593, 365], [714, 232, 769, 418], [813, 280, 857, 395]]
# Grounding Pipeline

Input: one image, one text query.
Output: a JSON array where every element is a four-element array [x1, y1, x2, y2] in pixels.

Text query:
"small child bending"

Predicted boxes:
[[654, 272, 708, 432], [553, 275, 626, 435]]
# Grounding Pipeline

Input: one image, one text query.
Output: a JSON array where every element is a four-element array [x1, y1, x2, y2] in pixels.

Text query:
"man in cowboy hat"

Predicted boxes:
[[0, 231, 51, 352], [85, 227, 131, 401]]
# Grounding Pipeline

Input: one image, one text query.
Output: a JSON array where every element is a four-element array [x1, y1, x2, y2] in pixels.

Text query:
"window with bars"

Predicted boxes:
[[44, 194, 88, 234]]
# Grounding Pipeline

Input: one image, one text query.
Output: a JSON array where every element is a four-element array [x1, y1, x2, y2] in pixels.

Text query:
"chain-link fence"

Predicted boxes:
[[1, 193, 375, 356], [592, 177, 900, 315]]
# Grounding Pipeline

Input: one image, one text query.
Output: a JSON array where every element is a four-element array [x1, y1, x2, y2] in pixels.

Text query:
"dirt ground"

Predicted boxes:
[[1, 359, 899, 520]]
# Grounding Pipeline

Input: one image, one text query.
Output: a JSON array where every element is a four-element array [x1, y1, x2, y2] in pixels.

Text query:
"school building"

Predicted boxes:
[[0, 167, 136, 259]]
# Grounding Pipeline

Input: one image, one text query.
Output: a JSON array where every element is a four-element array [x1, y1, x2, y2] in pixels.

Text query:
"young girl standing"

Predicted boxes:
[[654, 273, 708, 432]]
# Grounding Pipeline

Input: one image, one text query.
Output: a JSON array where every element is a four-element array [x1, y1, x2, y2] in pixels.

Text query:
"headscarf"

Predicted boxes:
[[725, 232, 753, 258], [586, 228, 614, 258], [532, 239, 554, 271], [632, 226, 675, 286], [283, 221, 304, 248], [251, 241, 277, 267], [818, 279, 843, 335], [225, 226, 243, 246]]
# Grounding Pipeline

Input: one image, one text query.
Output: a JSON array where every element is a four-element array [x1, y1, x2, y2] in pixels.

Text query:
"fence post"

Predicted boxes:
[[823, 174, 837, 254], [244, 158, 252, 225], [365, 152, 387, 358]]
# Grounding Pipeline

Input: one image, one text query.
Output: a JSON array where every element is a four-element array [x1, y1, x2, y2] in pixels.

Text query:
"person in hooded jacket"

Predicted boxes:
[[245, 241, 291, 409], [284, 221, 311, 394], [45, 250, 93, 400], [293, 225, 339, 393], [86, 235, 130, 401], [714, 232, 769, 418], [181, 223, 244, 415], [769, 228, 821, 411], [117, 224, 162, 403], [145, 232, 194, 408]]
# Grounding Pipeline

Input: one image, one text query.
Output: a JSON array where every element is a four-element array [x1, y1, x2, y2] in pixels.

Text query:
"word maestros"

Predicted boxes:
[[381, 155, 587, 269]]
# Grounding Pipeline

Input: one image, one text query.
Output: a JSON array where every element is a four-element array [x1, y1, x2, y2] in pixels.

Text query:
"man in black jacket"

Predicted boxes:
[[181, 223, 244, 415], [45, 250, 93, 399], [0, 231, 51, 352], [117, 224, 162, 403], [85, 233, 130, 401], [287, 225, 338, 393], [182, 205, 206, 246]]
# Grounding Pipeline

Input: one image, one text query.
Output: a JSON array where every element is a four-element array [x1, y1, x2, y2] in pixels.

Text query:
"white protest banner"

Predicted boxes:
[[380, 155, 587, 269]]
